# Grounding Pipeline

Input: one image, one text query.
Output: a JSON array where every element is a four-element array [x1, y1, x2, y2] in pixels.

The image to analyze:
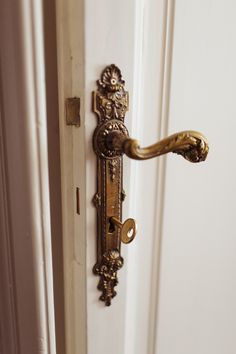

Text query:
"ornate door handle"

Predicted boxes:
[[106, 129, 208, 162], [92, 64, 209, 306]]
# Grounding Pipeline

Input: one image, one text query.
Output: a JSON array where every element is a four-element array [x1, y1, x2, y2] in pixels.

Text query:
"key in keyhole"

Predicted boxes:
[[110, 217, 137, 244]]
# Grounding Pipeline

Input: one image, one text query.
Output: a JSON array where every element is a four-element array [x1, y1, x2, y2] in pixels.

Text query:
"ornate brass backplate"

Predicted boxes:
[[92, 64, 209, 306], [92, 65, 130, 306]]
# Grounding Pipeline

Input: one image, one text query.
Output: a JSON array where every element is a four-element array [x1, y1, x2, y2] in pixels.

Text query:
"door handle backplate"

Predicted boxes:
[[92, 64, 208, 306]]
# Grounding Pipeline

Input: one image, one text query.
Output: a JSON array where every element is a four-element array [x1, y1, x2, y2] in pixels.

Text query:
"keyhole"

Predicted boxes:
[[109, 219, 115, 233]]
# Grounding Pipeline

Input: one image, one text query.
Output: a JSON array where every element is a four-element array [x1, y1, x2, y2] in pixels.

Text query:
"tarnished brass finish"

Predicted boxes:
[[65, 97, 80, 126], [92, 64, 130, 306], [109, 130, 208, 162], [110, 217, 137, 244], [92, 64, 209, 306]]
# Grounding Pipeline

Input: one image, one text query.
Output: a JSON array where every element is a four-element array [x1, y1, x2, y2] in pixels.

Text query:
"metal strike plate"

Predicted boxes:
[[65, 97, 80, 126], [92, 64, 132, 306]]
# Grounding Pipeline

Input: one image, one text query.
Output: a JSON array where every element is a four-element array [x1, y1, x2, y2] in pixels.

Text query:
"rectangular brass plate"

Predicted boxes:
[[65, 97, 80, 126], [92, 65, 129, 306]]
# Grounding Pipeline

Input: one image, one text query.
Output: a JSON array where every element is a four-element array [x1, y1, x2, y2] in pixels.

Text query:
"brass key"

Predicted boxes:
[[110, 217, 137, 244]]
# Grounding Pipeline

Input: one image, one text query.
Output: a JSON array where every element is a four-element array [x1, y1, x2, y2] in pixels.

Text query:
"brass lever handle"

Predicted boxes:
[[110, 217, 137, 244], [106, 130, 208, 163], [92, 64, 209, 306]]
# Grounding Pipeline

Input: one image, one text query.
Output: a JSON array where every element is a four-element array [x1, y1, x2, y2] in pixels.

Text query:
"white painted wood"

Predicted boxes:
[[0, 1, 56, 353], [123, 1, 175, 354], [56, 0, 172, 353], [55, 0, 87, 353], [156, 1, 236, 354], [56, 0, 236, 354]]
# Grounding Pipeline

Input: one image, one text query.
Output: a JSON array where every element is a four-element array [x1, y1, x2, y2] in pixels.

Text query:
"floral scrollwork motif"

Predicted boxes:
[[93, 64, 129, 123], [98, 64, 125, 92], [93, 250, 124, 306]]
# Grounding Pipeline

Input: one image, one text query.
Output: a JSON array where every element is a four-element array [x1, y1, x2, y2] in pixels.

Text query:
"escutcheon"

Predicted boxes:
[[92, 64, 136, 306]]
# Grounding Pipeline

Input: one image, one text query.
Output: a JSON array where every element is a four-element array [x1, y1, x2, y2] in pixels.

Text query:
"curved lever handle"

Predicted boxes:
[[107, 130, 209, 163]]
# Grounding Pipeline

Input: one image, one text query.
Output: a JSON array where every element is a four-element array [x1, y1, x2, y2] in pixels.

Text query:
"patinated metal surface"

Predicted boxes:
[[92, 64, 209, 306], [92, 65, 130, 306], [65, 97, 80, 126]]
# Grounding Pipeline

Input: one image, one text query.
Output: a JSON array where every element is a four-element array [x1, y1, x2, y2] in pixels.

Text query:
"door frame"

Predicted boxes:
[[0, 1, 56, 353]]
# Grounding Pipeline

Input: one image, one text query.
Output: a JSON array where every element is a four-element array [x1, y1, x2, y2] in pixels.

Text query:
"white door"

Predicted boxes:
[[56, 1, 236, 354]]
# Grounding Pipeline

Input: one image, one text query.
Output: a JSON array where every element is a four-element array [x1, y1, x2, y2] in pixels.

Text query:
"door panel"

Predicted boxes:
[[56, 1, 236, 353], [84, 1, 169, 353], [157, 1, 236, 353]]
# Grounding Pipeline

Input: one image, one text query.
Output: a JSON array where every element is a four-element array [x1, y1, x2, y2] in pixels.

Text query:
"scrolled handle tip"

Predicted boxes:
[[174, 133, 209, 163]]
